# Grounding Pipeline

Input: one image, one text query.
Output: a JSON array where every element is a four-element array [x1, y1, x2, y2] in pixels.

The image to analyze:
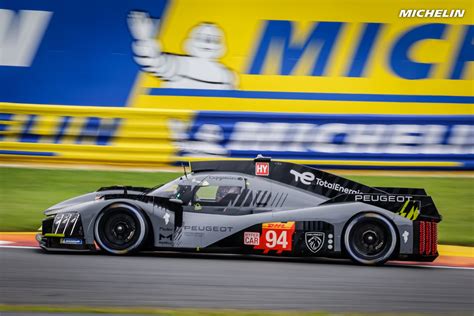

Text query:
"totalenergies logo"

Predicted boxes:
[[246, 21, 473, 80]]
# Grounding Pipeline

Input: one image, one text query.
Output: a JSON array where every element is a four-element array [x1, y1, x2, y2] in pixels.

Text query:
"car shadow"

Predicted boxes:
[[32, 247, 432, 269]]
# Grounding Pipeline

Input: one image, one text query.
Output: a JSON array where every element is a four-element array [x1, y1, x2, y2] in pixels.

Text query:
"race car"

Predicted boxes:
[[37, 156, 441, 265]]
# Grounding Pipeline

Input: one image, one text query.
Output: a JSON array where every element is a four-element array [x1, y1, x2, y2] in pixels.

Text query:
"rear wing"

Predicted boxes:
[[323, 192, 441, 222], [359, 187, 441, 222]]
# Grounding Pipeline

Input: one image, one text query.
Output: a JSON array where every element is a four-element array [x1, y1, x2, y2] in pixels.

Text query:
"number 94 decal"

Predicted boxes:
[[254, 222, 295, 254]]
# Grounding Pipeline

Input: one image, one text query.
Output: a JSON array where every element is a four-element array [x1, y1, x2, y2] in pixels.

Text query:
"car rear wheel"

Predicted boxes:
[[94, 204, 148, 255], [344, 213, 397, 265]]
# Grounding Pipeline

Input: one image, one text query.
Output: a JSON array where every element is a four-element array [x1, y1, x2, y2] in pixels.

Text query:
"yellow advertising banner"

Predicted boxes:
[[129, 0, 473, 114], [0, 103, 193, 166]]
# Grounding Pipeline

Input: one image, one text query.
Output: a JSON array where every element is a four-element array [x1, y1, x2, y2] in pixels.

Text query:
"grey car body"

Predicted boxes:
[[38, 158, 441, 265]]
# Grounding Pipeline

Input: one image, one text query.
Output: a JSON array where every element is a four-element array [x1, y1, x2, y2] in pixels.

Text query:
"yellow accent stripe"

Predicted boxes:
[[398, 200, 410, 216], [406, 205, 419, 221], [44, 233, 65, 238]]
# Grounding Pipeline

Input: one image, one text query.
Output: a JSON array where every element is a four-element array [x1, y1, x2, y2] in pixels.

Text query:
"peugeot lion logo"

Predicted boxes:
[[305, 232, 325, 253]]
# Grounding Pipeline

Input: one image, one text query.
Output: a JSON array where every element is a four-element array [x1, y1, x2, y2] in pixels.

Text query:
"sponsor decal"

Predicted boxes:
[[254, 222, 295, 254], [159, 233, 173, 241], [207, 175, 242, 181], [183, 225, 234, 233], [290, 169, 315, 185], [262, 222, 294, 229], [402, 231, 409, 244], [255, 162, 269, 176], [355, 194, 412, 203], [305, 232, 325, 253], [244, 232, 260, 246], [60, 238, 83, 245], [315, 178, 363, 194]]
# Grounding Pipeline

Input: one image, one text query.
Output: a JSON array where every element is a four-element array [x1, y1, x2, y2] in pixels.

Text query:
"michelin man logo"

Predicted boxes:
[[163, 212, 170, 225], [128, 11, 237, 89], [402, 230, 409, 244]]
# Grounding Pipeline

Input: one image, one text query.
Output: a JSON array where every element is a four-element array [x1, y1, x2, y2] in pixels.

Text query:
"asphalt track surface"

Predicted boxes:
[[1, 247, 473, 314]]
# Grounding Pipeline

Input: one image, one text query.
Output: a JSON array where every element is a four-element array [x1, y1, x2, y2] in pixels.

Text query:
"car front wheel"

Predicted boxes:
[[94, 203, 148, 255]]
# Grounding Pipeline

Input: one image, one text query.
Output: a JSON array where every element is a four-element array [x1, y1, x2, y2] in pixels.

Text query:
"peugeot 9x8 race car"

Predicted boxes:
[[37, 157, 442, 265]]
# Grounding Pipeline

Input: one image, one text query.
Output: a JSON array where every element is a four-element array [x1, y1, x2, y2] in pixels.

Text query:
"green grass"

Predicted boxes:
[[0, 304, 423, 315], [0, 167, 180, 233], [0, 167, 472, 245]]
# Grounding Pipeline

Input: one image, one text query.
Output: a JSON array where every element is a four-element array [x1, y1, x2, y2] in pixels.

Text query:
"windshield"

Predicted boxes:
[[150, 177, 192, 201], [150, 174, 244, 206], [152, 178, 180, 197]]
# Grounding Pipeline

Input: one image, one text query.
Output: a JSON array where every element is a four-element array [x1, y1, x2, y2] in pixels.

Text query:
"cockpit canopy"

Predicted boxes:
[[150, 173, 246, 206], [149, 171, 324, 211]]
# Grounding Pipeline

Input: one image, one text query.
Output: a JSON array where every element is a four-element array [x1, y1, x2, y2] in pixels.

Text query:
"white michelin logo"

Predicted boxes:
[[402, 230, 409, 244], [128, 11, 237, 89], [163, 212, 170, 225]]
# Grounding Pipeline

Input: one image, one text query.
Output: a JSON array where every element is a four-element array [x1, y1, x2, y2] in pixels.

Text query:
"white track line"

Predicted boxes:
[[0, 245, 40, 249]]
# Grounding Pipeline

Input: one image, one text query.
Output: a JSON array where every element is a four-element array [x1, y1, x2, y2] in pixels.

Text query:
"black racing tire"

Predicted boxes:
[[344, 213, 397, 265], [94, 203, 148, 255]]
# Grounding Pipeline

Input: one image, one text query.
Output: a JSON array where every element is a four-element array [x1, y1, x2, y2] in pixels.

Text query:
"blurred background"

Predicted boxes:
[[1, 0, 472, 243], [0, 0, 473, 314]]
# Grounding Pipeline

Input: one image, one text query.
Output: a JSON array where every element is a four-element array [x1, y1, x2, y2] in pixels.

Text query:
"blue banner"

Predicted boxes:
[[0, 0, 168, 106], [171, 112, 473, 169]]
